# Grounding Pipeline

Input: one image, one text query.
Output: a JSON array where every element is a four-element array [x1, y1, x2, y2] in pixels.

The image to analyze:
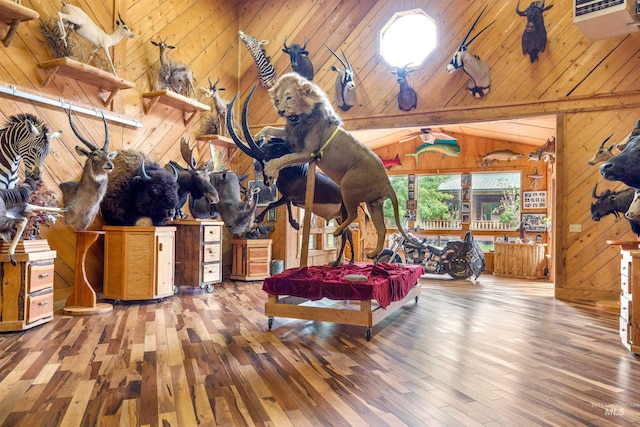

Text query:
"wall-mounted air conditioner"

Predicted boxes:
[[573, 0, 639, 41]]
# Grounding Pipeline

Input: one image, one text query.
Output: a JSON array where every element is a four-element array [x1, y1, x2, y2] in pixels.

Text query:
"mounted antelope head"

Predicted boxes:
[[445, 6, 494, 98], [327, 45, 355, 111], [283, 36, 314, 80], [391, 64, 417, 111]]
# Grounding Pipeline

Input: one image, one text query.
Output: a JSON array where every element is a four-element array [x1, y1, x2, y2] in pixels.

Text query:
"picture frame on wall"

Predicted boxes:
[[267, 208, 277, 222], [523, 191, 547, 209], [522, 213, 547, 232], [408, 191, 415, 200], [408, 174, 415, 183], [462, 213, 470, 224], [461, 173, 471, 187], [461, 202, 470, 212], [406, 199, 417, 210], [462, 188, 471, 201], [408, 182, 415, 192]]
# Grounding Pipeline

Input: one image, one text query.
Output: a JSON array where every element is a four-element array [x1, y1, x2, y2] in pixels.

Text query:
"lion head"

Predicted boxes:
[[268, 72, 341, 125]]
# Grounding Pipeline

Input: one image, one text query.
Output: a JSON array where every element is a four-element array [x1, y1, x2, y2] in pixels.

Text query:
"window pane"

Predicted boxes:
[[417, 174, 461, 230], [470, 172, 521, 231], [384, 175, 408, 227]]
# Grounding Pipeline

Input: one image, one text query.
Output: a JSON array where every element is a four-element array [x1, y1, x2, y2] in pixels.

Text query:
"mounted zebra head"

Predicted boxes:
[[445, 6, 494, 98], [239, 30, 277, 88], [0, 114, 61, 189]]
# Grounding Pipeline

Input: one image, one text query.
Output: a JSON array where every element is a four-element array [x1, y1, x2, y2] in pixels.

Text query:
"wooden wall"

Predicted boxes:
[[2, 0, 640, 302]]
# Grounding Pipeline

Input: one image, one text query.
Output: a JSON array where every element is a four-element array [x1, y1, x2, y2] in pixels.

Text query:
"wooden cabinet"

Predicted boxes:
[[230, 239, 272, 281], [0, 247, 56, 332], [171, 219, 223, 293], [103, 226, 176, 301], [619, 248, 640, 354], [494, 242, 547, 279]]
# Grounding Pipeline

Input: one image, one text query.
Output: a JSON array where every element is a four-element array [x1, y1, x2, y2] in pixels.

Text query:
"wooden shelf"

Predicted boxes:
[[197, 134, 238, 160], [37, 57, 134, 106], [141, 89, 210, 126], [0, 0, 38, 47]]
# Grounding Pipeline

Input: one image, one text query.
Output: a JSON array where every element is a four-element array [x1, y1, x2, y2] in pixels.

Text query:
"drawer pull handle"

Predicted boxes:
[[38, 273, 49, 279], [38, 300, 49, 306]]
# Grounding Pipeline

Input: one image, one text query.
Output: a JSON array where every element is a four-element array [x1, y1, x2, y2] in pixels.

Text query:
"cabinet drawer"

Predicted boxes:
[[202, 263, 221, 283], [203, 243, 221, 263], [28, 263, 54, 293], [248, 261, 269, 277], [248, 247, 269, 260], [203, 225, 221, 243], [27, 291, 53, 323]]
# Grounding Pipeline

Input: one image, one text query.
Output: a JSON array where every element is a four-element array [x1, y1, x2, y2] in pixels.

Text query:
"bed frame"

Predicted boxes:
[[265, 282, 421, 341]]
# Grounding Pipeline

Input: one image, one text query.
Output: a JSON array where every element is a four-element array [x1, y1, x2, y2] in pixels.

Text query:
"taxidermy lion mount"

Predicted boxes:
[[258, 72, 409, 260]]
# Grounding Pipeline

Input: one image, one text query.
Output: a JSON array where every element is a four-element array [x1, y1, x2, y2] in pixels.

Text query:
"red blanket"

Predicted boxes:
[[262, 263, 423, 308]]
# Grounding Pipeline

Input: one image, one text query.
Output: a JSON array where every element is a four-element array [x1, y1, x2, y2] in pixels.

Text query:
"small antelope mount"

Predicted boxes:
[[57, 2, 134, 75], [151, 38, 196, 98], [282, 36, 314, 81], [516, 0, 553, 63], [391, 64, 417, 112], [199, 77, 230, 136], [327, 45, 355, 111], [445, 6, 494, 98]]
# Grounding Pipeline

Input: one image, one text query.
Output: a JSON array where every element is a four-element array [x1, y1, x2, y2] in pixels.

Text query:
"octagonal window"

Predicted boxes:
[[380, 9, 436, 68]]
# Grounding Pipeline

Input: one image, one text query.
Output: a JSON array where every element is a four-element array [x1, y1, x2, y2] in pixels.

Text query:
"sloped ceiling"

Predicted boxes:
[[353, 115, 557, 150]]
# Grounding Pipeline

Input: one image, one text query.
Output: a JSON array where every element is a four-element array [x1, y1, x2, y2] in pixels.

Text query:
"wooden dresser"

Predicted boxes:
[[230, 238, 272, 281], [103, 226, 176, 301], [171, 219, 223, 293], [617, 246, 640, 354], [0, 242, 56, 332]]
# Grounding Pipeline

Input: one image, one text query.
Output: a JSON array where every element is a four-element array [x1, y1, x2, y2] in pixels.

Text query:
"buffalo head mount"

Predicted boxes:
[[516, 0, 553, 62]]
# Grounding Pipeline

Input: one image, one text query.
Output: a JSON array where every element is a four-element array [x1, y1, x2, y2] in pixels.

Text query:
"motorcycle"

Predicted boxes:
[[378, 228, 486, 280]]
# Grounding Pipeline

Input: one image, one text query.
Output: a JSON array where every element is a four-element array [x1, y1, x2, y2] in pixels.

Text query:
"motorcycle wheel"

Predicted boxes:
[[377, 249, 403, 264], [448, 257, 470, 280]]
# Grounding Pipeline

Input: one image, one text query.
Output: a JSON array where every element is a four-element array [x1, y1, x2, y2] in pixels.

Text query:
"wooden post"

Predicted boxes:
[[63, 231, 112, 315], [300, 162, 317, 267]]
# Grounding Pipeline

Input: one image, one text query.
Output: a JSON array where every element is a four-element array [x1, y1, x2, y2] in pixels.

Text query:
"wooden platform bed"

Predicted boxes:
[[262, 263, 423, 340]]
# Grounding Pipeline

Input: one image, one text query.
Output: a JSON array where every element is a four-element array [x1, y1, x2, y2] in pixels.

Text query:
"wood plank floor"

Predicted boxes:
[[1, 274, 639, 426]]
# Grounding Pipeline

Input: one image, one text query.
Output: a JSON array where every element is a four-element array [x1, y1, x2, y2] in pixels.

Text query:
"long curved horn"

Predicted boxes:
[[67, 109, 97, 151], [600, 132, 614, 149], [341, 48, 352, 70], [101, 112, 110, 151], [283, 35, 289, 50], [462, 5, 488, 47], [168, 162, 179, 181], [241, 84, 265, 159], [227, 93, 260, 159], [592, 182, 601, 199], [326, 45, 346, 68], [302, 37, 308, 51], [516, 0, 526, 16], [141, 159, 151, 181]]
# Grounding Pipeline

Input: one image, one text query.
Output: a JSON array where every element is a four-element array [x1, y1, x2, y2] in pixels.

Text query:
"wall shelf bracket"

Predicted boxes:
[[141, 89, 210, 126], [0, 0, 38, 47]]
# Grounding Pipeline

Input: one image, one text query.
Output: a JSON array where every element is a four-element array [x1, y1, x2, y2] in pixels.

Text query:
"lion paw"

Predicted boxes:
[[263, 160, 281, 178]]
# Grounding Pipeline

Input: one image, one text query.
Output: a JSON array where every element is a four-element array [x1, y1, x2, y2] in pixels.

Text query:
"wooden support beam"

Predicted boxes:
[[300, 161, 317, 267]]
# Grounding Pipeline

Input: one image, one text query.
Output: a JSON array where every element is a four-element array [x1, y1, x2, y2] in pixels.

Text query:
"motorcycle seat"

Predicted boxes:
[[426, 245, 448, 256]]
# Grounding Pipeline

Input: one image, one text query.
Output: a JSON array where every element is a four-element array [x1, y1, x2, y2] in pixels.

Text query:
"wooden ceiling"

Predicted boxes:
[[353, 115, 557, 150]]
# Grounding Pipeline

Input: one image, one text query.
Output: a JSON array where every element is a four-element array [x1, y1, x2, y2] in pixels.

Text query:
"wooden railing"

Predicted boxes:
[[470, 220, 516, 231], [420, 220, 461, 230], [418, 219, 516, 231]]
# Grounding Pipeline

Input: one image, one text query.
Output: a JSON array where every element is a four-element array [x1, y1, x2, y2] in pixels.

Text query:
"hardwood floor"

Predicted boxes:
[[0, 274, 639, 426]]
